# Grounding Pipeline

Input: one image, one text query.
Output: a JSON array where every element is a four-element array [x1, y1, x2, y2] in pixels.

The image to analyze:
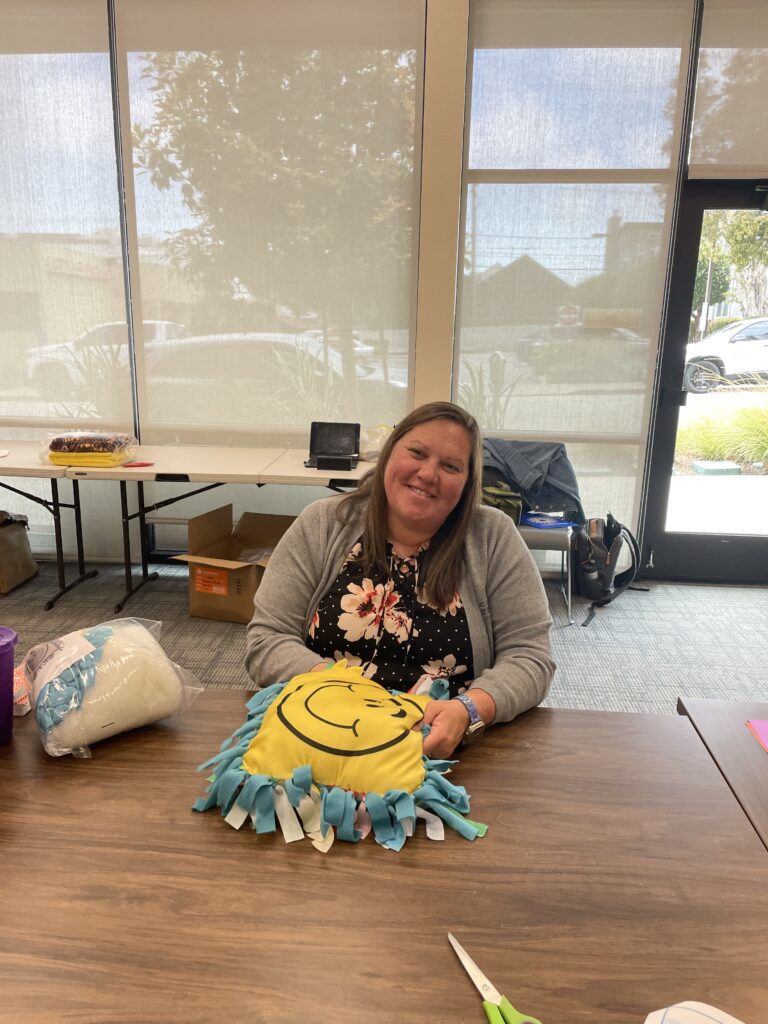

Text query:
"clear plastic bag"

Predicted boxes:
[[23, 617, 202, 757], [13, 664, 32, 716], [359, 424, 392, 462], [41, 430, 138, 468]]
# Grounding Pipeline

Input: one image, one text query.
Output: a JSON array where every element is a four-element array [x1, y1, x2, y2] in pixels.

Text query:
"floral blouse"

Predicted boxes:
[[305, 539, 474, 695]]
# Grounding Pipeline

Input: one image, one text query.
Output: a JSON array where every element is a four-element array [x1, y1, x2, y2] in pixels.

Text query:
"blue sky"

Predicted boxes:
[[469, 47, 680, 170]]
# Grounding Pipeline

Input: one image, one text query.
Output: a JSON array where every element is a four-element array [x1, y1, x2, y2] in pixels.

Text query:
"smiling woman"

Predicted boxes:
[[246, 401, 556, 760], [383, 417, 471, 551]]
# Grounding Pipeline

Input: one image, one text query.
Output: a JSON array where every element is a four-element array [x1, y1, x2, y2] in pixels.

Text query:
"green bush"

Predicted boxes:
[[704, 316, 741, 336], [675, 404, 768, 466], [675, 418, 730, 461], [721, 407, 768, 464]]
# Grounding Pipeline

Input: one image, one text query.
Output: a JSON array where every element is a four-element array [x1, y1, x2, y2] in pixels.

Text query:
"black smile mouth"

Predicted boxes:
[[275, 683, 424, 757]]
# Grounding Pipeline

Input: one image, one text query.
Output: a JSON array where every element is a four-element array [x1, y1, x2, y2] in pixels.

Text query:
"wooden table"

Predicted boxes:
[[677, 696, 768, 853], [0, 440, 97, 608], [2, 695, 766, 1023]]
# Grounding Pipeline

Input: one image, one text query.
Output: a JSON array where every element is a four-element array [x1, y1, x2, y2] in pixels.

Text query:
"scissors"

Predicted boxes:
[[448, 933, 543, 1024]]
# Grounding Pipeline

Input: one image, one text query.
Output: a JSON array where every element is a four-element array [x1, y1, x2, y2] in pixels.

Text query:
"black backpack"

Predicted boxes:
[[573, 513, 641, 625]]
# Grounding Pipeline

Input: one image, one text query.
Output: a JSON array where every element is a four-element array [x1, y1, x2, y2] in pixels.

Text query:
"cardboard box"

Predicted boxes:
[[173, 504, 294, 624]]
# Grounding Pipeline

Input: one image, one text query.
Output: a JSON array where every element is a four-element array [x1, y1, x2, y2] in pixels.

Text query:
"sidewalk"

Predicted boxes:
[[666, 474, 768, 535]]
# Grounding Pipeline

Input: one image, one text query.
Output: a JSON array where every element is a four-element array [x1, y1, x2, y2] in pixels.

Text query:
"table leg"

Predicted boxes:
[[113, 480, 158, 614], [557, 528, 574, 625], [42, 478, 98, 611], [137, 481, 151, 579], [50, 478, 66, 594], [72, 478, 87, 576]]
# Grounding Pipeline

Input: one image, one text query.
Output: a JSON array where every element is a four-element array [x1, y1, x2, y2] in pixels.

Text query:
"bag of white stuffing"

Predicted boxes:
[[22, 617, 202, 757]]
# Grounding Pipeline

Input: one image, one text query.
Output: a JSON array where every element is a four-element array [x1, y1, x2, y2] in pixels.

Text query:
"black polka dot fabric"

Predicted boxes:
[[306, 538, 474, 694]]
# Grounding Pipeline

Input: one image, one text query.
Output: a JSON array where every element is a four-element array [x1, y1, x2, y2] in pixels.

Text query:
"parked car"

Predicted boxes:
[[26, 320, 189, 392], [300, 328, 376, 358], [139, 333, 407, 430], [519, 325, 650, 385], [26, 323, 383, 392], [683, 317, 768, 393], [27, 326, 407, 428]]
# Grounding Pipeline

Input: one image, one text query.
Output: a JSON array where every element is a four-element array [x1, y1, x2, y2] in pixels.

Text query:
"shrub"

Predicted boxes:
[[704, 316, 741, 336], [721, 407, 768, 464], [675, 418, 730, 461], [675, 404, 768, 467]]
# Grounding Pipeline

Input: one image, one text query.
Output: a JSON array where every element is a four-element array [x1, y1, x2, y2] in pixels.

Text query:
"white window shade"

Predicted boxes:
[[456, 0, 695, 526], [115, 0, 422, 446], [472, 0, 693, 48], [0, 1, 131, 435], [0, 0, 133, 557], [688, 0, 768, 178], [469, 0, 690, 171]]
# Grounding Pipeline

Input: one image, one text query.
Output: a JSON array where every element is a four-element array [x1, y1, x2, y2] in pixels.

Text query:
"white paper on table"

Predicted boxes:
[[645, 1001, 746, 1024], [0, 450, 9, 458]]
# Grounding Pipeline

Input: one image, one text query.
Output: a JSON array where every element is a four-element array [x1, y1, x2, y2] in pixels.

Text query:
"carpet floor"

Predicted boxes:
[[2, 561, 766, 714]]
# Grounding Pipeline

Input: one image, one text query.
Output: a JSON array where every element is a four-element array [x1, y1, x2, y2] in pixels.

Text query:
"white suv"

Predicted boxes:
[[26, 320, 188, 392], [684, 317, 768, 393]]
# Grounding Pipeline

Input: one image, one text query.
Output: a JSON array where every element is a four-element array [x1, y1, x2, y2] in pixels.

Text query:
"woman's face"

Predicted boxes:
[[383, 418, 471, 540]]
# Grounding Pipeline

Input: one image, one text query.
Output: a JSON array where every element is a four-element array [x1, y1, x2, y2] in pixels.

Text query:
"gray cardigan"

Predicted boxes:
[[245, 495, 555, 723]]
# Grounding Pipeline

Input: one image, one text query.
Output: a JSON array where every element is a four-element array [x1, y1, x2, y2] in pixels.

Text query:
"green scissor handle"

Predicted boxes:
[[482, 996, 543, 1024]]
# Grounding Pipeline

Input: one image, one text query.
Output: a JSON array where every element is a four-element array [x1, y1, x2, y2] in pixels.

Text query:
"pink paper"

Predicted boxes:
[[746, 720, 768, 753]]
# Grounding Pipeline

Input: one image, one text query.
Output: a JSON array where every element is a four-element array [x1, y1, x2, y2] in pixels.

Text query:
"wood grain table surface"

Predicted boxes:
[[2, 692, 767, 1024], [677, 696, 768, 854]]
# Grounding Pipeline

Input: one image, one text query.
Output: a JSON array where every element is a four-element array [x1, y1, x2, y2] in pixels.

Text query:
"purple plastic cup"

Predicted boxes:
[[0, 627, 19, 745]]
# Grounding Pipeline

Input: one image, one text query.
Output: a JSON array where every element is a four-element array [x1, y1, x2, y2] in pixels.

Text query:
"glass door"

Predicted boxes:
[[642, 180, 768, 582]]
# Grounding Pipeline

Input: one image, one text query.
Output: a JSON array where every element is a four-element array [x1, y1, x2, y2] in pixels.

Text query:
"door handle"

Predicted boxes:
[[661, 389, 687, 406]]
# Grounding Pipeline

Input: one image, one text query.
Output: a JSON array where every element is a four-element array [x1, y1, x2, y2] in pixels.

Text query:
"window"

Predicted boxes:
[[455, 0, 695, 525], [733, 322, 768, 342], [689, 0, 768, 178], [0, 1, 130, 434], [116, 0, 422, 444], [0, 0, 130, 554], [0, 0, 423, 555]]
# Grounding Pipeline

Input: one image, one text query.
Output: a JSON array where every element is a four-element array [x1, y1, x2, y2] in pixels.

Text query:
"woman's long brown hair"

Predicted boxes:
[[337, 402, 482, 609]]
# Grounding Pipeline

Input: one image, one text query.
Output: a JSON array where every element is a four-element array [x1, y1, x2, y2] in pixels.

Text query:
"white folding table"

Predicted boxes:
[[0, 441, 97, 608], [65, 445, 366, 611]]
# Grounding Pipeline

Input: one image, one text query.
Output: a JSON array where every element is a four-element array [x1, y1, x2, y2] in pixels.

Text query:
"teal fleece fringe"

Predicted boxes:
[[36, 625, 113, 734]]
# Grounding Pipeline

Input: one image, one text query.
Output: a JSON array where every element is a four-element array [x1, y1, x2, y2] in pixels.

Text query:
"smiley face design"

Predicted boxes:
[[277, 678, 426, 756], [242, 662, 431, 795]]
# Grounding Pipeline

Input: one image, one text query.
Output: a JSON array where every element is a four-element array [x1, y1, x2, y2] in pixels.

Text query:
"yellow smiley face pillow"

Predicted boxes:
[[193, 661, 487, 852], [243, 670, 429, 795]]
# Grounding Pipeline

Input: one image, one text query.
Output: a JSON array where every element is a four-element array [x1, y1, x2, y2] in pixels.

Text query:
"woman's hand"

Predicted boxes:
[[420, 690, 496, 759], [421, 699, 469, 758]]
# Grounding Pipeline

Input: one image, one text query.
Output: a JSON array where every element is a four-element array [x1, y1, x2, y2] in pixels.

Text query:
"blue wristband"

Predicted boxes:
[[454, 692, 481, 726]]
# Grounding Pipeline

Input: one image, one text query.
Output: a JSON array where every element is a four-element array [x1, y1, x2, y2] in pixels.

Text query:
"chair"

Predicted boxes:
[[517, 523, 573, 624]]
